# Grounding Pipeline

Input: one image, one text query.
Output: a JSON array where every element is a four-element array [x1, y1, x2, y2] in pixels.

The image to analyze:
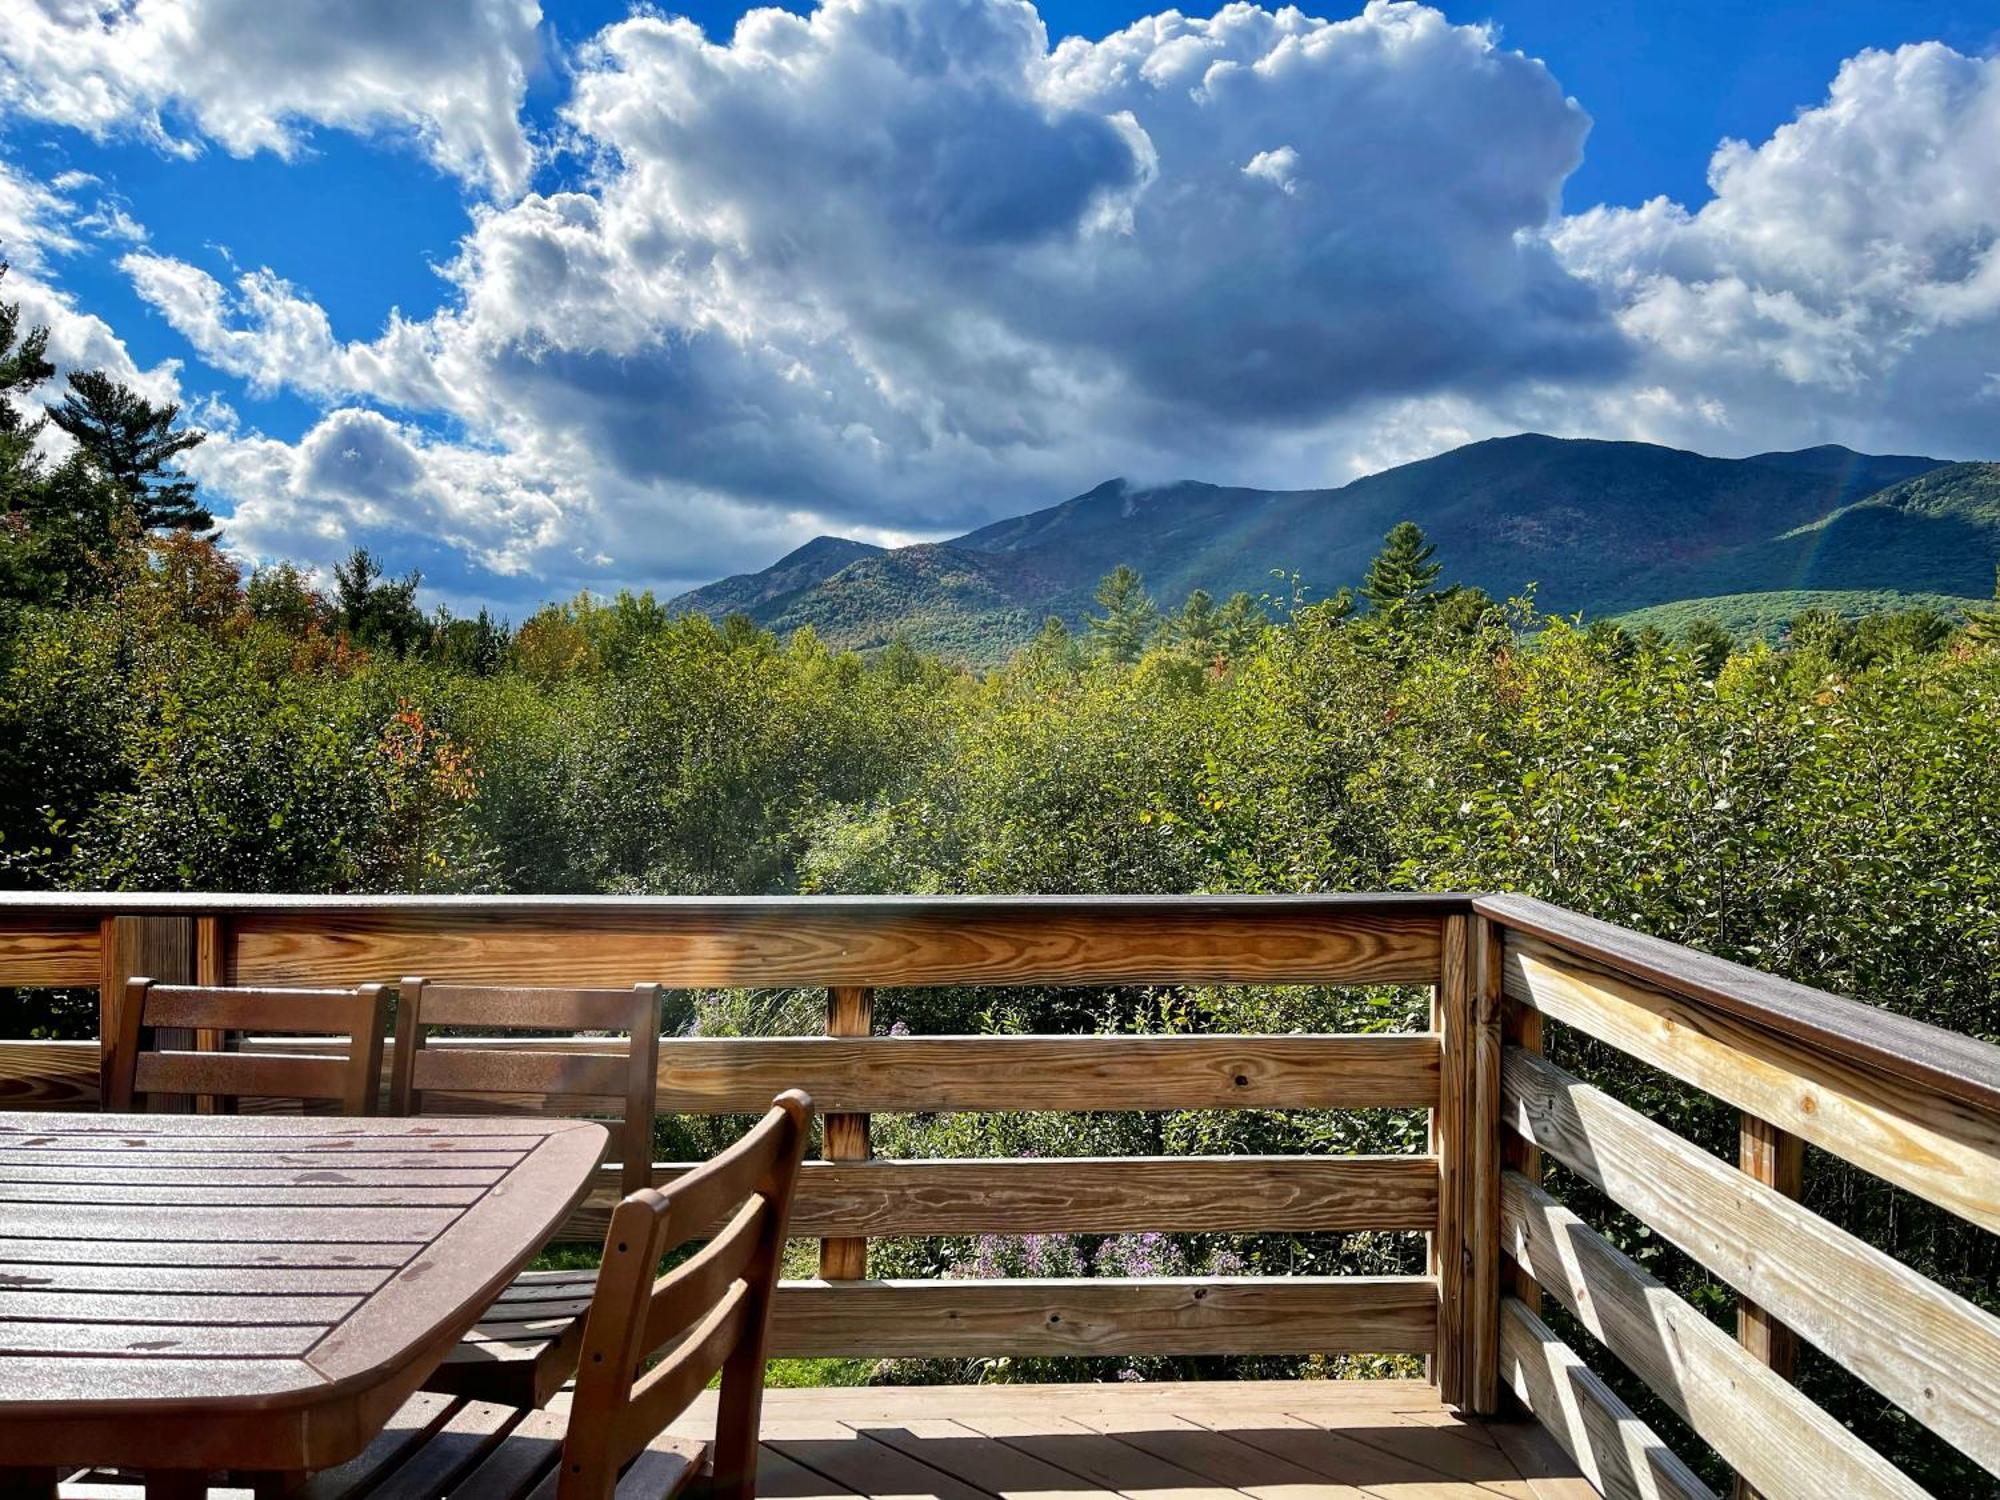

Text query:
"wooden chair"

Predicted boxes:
[[391, 978, 663, 1409], [311, 1090, 812, 1500], [104, 979, 389, 1115]]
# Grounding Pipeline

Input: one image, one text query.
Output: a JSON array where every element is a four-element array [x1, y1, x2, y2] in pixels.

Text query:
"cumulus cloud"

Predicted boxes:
[[0, 159, 176, 402], [1550, 41, 2000, 456], [53, 2, 2000, 607], [0, 0, 542, 197], [118, 0, 1627, 593]]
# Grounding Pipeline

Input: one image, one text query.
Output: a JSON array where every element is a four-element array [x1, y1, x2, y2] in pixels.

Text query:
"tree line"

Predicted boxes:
[[3, 273, 1998, 1490]]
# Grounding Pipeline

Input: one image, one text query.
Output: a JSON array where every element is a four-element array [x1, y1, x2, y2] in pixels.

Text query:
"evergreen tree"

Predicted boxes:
[[1168, 588, 1219, 661], [333, 546, 425, 653], [0, 266, 54, 441], [1215, 592, 1267, 657], [47, 370, 211, 532], [1360, 521, 1443, 613], [1086, 565, 1159, 664], [1967, 567, 2000, 648], [1684, 617, 1733, 678]]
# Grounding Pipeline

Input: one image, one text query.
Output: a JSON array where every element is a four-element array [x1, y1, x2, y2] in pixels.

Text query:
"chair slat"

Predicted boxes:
[[136, 1051, 356, 1103], [415, 986, 655, 1032], [411, 1050, 631, 1100], [641, 1196, 767, 1355], [142, 987, 371, 1032], [619, 1280, 753, 1463]]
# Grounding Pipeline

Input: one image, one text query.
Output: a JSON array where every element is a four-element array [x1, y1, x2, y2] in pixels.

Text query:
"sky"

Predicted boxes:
[[1, 0, 1997, 614]]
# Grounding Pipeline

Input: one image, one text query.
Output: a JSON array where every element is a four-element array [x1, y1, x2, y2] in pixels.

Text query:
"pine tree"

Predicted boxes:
[[0, 266, 54, 441], [1684, 617, 1733, 678], [1360, 521, 1443, 614], [47, 370, 211, 532], [1967, 567, 2000, 648], [1215, 592, 1267, 657], [334, 546, 425, 653], [1086, 565, 1159, 664], [1169, 588, 1219, 660]]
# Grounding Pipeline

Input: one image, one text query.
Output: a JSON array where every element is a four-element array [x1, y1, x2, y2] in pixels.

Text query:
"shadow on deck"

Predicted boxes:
[[666, 1381, 1590, 1498]]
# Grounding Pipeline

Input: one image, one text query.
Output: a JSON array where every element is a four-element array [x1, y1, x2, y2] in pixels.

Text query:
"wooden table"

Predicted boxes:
[[0, 1112, 606, 1492]]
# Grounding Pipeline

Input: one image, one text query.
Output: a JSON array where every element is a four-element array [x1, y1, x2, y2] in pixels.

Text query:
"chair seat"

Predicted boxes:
[[313, 1392, 703, 1499], [56, 1395, 703, 1499], [423, 1268, 601, 1410]]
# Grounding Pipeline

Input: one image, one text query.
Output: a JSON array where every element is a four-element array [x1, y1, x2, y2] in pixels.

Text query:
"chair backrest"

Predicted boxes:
[[389, 979, 663, 1196], [106, 980, 389, 1115], [560, 1090, 812, 1500]]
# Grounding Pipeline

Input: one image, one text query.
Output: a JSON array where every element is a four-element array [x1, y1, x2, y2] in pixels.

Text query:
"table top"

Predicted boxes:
[[0, 1111, 607, 1472]]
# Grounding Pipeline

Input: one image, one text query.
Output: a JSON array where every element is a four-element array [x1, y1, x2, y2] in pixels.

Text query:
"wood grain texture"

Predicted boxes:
[[1433, 912, 1470, 1407], [1504, 1047, 2000, 1478], [819, 986, 872, 1282], [1503, 935, 2000, 1236], [1480, 894, 2000, 1116], [0, 917, 98, 987], [658, 1033, 1439, 1113], [1503, 1170, 1924, 1500], [1499, 1296, 1717, 1500], [765, 1275, 1437, 1357], [0, 1111, 604, 1477], [99, 917, 194, 1110], [558, 1153, 1439, 1242], [1467, 912, 1505, 1415], [1736, 1114, 1805, 1387], [0, 894, 1460, 984], [0, 1042, 98, 1110]]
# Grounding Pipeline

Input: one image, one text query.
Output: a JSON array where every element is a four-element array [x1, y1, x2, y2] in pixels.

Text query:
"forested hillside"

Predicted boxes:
[[5, 278, 1999, 1490], [672, 436, 1994, 660]]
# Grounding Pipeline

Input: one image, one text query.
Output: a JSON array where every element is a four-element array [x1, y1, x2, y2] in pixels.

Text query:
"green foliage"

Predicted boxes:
[[1085, 564, 1159, 664], [1360, 520, 1442, 613], [334, 547, 425, 654], [46, 370, 210, 533]]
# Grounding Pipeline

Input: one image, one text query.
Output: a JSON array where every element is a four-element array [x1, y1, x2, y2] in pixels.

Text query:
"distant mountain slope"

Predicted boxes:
[[667, 535, 882, 619], [676, 437, 1986, 662]]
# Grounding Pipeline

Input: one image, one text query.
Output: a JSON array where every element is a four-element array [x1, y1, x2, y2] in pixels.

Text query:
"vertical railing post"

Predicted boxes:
[[1734, 1113, 1804, 1500], [1432, 913, 1471, 1406], [99, 914, 195, 1109], [1499, 947, 1544, 1317], [1465, 913, 1504, 1414], [818, 985, 873, 1280]]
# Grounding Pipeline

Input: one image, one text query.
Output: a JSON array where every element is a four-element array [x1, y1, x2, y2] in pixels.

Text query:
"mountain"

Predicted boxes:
[[667, 535, 882, 619], [676, 437, 1992, 661]]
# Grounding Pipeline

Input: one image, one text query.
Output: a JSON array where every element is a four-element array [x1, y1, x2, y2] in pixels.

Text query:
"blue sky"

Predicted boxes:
[[2, 0, 1996, 611]]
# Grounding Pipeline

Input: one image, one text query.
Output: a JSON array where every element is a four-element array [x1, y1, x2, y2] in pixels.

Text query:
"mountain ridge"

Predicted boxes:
[[672, 435, 1994, 661]]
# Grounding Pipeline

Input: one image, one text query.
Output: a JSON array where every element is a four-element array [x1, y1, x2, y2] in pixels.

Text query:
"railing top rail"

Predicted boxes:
[[1478, 893, 2000, 1117], [0, 891, 1473, 915]]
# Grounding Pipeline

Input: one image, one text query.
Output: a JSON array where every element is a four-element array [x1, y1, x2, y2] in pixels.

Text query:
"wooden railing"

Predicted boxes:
[[0, 891, 1994, 1497]]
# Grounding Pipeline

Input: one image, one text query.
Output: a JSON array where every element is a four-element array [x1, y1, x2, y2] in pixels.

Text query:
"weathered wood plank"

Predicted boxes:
[[1499, 1296, 1716, 1500], [0, 918, 98, 988], [1467, 912, 1505, 1415], [0, 1043, 97, 1111], [819, 986, 872, 1282], [1, 895, 1460, 985], [555, 1153, 1440, 1242], [1433, 912, 1471, 1406], [659, 1034, 1438, 1114], [1503, 934, 2000, 1235], [214, 900, 1448, 988], [766, 1276, 1437, 1357], [1504, 1048, 2000, 1477], [1480, 895, 2000, 1117], [1735, 1112, 1805, 1436], [1503, 1171, 1926, 1500]]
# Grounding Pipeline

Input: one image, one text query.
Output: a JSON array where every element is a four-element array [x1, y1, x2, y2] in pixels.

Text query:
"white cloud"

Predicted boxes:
[[1550, 41, 2000, 457], [0, 0, 543, 197], [120, 0, 1624, 595], [29, 2, 1993, 608]]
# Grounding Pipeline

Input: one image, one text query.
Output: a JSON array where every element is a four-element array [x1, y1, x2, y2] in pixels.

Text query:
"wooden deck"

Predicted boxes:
[[662, 1381, 1593, 1499]]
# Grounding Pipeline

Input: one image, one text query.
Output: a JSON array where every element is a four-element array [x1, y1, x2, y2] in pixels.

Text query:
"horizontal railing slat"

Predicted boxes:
[[1503, 935, 2000, 1235], [1479, 894, 2000, 1116], [1499, 1296, 1716, 1500], [222, 900, 1444, 988], [0, 917, 99, 988], [552, 1154, 1439, 1242], [658, 1034, 1438, 1113], [1504, 1047, 2000, 1479], [766, 1275, 1437, 1358], [1503, 1170, 1926, 1500]]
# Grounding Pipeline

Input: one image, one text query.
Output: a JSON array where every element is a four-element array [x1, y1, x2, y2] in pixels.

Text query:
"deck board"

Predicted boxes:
[[666, 1380, 1597, 1500]]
